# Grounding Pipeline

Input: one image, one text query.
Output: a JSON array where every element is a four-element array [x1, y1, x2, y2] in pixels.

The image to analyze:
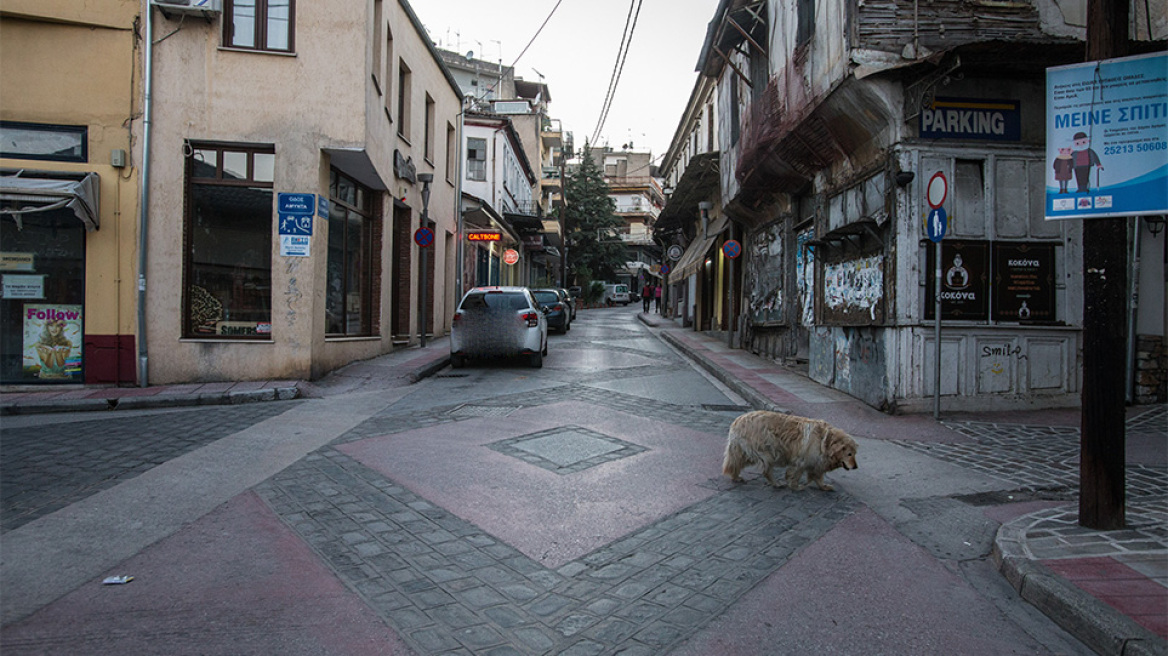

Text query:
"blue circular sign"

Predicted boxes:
[[414, 226, 435, 248], [722, 239, 742, 259], [926, 207, 948, 243], [660, 263, 671, 275]]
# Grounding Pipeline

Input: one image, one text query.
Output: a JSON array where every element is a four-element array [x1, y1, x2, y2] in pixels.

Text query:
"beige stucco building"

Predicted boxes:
[[141, 0, 462, 383], [1, 0, 142, 386]]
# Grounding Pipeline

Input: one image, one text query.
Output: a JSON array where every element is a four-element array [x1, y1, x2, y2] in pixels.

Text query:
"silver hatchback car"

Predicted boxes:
[[450, 286, 548, 368]]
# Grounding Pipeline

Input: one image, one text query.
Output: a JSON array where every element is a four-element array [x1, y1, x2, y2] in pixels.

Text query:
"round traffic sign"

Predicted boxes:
[[927, 171, 948, 209], [503, 249, 520, 265], [926, 207, 948, 242], [660, 263, 671, 275], [722, 239, 741, 259], [667, 244, 683, 261], [414, 226, 434, 248]]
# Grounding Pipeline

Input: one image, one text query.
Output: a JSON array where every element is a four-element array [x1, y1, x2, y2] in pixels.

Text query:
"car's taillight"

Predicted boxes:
[[453, 311, 462, 323], [521, 311, 539, 327], [553, 303, 564, 312]]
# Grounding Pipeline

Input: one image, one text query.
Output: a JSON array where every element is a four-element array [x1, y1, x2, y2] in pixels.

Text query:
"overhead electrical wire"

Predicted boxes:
[[591, 0, 637, 143], [590, 0, 644, 146], [485, 0, 566, 97]]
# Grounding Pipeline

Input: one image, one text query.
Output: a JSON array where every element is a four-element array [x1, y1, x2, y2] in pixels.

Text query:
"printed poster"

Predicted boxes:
[[1045, 52, 1168, 219], [23, 304, 83, 379], [925, 241, 989, 321]]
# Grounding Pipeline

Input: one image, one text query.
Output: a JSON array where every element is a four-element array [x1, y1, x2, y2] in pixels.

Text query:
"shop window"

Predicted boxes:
[[0, 122, 87, 163], [225, 0, 294, 53], [183, 143, 274, 339], [326, 169, 379, 336], [0, 196, 86, 384], [467, 137, 486, 181]]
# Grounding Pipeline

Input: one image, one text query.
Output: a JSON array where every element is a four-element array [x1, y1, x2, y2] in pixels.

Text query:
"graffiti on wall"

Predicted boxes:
[[834, 332, 851, 391], [796, 227, 815, 327], [748, 223, 784, 324], [824, 255, 883, 322]]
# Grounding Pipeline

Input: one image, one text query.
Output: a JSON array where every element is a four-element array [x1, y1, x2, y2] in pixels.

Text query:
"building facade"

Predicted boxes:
[[1, 0, 142, 387], [658, 74, 722, 330], [142, 0, 462, 383], [584, 147, 665, 295], [663, 0, 1166, 411], [460, 112, 539, 290]]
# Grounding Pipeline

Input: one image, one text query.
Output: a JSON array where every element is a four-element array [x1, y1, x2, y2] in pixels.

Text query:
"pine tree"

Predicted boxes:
[[562, 142, 626, 285]]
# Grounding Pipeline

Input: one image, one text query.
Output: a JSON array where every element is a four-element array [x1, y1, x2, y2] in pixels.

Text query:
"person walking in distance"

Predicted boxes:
[[642, 284, 653, 312], [654, 283, 662, 313]]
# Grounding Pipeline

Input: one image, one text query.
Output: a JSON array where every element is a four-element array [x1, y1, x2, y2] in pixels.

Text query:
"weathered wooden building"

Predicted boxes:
[[662, 0, 1165, 411]]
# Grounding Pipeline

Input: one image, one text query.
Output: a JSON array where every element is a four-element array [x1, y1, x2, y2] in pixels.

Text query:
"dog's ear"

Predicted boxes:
[[826, 429, 853, 459]]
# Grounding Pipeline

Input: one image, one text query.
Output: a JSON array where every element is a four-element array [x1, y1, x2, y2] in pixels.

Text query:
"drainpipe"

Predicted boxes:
[[136, 5, 155, 387], [455, 106, 466, 300], [1125, 217, 1142, 403]]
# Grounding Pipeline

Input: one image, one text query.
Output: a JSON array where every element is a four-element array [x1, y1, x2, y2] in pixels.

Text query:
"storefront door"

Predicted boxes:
[[1, 203, 86, 384]]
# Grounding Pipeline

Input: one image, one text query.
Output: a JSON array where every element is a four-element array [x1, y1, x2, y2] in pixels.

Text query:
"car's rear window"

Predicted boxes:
[[532, 291, 560, 303], [460, 292, 529, 311]]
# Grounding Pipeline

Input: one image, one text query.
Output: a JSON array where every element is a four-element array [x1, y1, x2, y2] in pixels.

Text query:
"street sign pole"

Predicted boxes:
[[934, 241, 942, 420], [417, 174, 433, 348], [926, 172, 949, 420]]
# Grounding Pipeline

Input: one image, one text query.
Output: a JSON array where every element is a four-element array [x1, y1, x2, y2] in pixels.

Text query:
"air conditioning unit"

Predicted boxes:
[[151, 0, 223, 16]]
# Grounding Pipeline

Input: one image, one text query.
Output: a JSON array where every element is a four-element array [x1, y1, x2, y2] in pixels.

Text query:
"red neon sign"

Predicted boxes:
[[467, 231, 502, 242]]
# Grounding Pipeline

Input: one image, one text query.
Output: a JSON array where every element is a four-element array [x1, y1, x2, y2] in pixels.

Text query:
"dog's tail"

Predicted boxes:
[[722, 429, 746, 478]]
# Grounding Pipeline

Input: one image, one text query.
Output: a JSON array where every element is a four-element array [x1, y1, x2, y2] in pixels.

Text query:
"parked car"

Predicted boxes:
[[450, 286, 548, 368], [558, 287, 578, 320], [531, 288, 571, 333], [603, 283, 630, 306]]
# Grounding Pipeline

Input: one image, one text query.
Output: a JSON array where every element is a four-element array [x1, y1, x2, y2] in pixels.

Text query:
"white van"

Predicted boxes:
[[603, 283, 630, 306]]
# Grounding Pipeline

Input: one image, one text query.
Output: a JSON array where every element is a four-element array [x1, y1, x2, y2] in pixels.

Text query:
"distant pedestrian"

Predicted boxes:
[[642, 284, 653, 312], [654, 284, 661, 312]]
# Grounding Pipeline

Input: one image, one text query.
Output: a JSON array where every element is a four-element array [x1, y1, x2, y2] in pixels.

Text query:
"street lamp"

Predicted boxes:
[[418, 173, 433, 348]]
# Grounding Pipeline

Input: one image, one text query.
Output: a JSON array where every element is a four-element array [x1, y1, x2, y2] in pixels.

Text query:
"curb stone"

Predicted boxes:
[[653, 328, 789, 414], [994, 523, 1168, 656], [407, 354, 451, 383], [0, 386, 302, 416]]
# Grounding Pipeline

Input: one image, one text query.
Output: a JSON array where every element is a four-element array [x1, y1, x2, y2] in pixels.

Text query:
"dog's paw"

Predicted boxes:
[[817, 483, 834, 491]]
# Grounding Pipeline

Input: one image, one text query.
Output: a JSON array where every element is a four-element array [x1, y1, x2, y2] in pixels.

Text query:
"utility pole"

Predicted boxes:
[[559, 148, 569, 288], [1079, 0, 1128, 530]]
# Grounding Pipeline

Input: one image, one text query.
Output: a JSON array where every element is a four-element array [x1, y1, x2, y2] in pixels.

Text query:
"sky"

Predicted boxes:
[[410, 0, 721, 163]]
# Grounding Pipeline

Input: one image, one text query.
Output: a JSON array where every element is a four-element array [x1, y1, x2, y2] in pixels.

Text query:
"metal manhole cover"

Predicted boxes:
[[488, 426, 647, 475], [448, 404, 519, 418]]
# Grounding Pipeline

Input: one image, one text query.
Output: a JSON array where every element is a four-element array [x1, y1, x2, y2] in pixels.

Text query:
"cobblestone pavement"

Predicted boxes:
[[257, 445, 856, 655], [0, 402, 301, 532], [894, 404, 1167, 501]]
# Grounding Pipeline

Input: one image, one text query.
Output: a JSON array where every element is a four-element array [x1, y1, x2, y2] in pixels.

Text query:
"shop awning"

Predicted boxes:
[[670, 214, 728, 281], [0, 171, 100, 231]]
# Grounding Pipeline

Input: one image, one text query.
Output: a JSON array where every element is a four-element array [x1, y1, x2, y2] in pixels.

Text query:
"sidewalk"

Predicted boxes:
[[0, 337, 453, 415], [638, 310, 1167, 656]]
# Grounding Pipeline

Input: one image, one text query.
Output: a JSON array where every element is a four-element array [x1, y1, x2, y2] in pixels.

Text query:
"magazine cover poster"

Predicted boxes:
[[23, 304, 83, 379]]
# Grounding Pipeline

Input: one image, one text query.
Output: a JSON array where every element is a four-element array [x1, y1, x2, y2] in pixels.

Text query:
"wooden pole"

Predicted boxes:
[[1079, 0, 1128, 530]]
